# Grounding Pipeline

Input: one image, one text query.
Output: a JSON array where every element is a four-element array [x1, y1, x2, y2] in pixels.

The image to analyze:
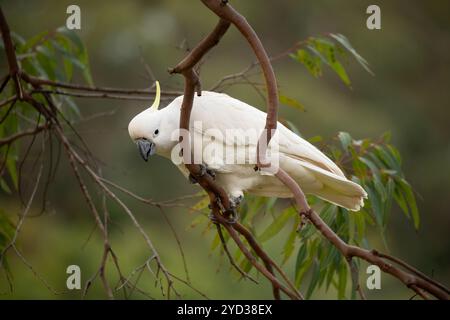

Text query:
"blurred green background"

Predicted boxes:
[[1, 0, 449, 299]]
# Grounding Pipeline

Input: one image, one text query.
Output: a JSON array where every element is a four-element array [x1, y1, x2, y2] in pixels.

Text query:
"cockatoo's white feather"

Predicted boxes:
[[128, 91, 367, 211]]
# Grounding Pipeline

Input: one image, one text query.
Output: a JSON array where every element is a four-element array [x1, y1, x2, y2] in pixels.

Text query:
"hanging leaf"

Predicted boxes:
[[329, 33, 374, 75], [259, 206, 296, 242], [396, 178, 420, 229], [338, 131, 352, 151], [306, 260, 321, 299], [279, 93, 305, 112], [337, 261, 348, 299], [190, 196, 210, 212], [291, 49, 322, 77], [282, 215, 299, 264]]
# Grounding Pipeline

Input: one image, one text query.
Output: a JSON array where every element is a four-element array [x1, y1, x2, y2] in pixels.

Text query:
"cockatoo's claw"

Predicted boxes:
[[206, 168, 216, 180], [208, 212, 218, 224], [188, 173, 198, 184], [224, 207, 239, 224], [230, 194, 244, 207], [208, 210, 237, 224], [196, 164, 216, 180], [198, 164, 207, 176]]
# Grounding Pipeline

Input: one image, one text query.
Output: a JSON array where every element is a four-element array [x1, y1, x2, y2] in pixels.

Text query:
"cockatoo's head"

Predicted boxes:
[[128, 81, 171, 161]]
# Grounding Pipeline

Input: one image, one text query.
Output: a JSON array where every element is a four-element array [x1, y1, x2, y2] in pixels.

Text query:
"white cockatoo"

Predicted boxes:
[[128, 82, 367, 211]]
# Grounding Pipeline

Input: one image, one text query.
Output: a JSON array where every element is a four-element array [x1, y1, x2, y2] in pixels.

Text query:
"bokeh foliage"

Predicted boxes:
[[1, 28, 91, 274]]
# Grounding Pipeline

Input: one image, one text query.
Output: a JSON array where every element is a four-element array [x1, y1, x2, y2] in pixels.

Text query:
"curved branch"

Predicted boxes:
[[169, 15, 302, 299]]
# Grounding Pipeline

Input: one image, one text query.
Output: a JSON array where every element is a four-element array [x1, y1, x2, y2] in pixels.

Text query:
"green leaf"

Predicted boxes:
[[282, 215, 299, 264], [241, 196, 265, 222], [279, 93, 305, 112], [6, 157, 18, 190], [310, 37, 351, 86], [20, 31, 48, 53], [375, 145, 401, 173], [265, 197, 277, 213], [190, 196, 210, 211], [11, 32, 26, 46], [0, 179, 12, 194], [56, 27, 93, 85], [329, 33, 374, 75], [291, 49, 322, 77], [348, 212, 355, 243], [338, 132, 352, 151], [383, 178, 395, 226], [0, 211, 14, 275], [299, 220, 316, 239], [308, 135, 322, 144], [325, 262, 337, 291], [329, 59, 351, 86], [397, 178, 420, 229], [240, 257, 253, 274], [259, 206, 296, 242], [188, 214, 208, 229], [295, 242, 308, 281], [320, 204, 337, 226], [364, 183, 383, 227], [394, 188, 409, 218], [0, 209, 15, 249], [354, 211, 366, 242], [210, 231, 221, 251], [320, 245, 339, 271], [387, 145, 402, 166], [306, 260, 321, 299], [63, 57, 74, 81], [337, 261, 347, 299], [56, 27, 83, 51], [360, 156, 386, 200]]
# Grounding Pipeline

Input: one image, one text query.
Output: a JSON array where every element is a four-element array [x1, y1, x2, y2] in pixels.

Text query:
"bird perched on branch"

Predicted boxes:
[[128, 81, 367, 212]]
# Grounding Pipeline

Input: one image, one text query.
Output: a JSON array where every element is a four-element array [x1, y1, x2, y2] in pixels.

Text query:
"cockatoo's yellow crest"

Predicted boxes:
[[149, 81, 161, 112]]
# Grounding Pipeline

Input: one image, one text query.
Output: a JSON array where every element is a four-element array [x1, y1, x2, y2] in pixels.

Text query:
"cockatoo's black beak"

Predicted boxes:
[[136, 138, 155, 162]]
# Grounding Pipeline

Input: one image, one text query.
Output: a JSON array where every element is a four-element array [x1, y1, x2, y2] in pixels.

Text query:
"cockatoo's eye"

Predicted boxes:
[[153, 129, 159, 137]]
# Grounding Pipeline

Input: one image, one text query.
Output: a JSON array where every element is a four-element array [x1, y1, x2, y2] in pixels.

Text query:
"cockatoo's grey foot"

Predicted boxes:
[[224, 207, 239, 224], [207, 208, 238, 224], [209, 196, 240, 224], [208, 211, 218, 224], [221, 193, 243, 223], [188, 164, 216, 184], [188, 173, 198, 184]]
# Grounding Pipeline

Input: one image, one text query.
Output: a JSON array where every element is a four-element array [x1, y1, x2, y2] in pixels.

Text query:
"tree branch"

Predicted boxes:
[[0, 123, 48, 147], [0, 7, 23, 99], [22, 74, 182, 98]]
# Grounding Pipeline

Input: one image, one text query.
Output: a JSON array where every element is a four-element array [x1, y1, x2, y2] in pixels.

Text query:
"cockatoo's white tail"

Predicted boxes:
[[297, 162, 367, 211]]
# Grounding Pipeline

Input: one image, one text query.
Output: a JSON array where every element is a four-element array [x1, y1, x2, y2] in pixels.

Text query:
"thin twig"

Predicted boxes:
[[23, 74, 182, 96], [31, 89, 173, 101], [0, 124, 48, 146], [215, 223, 258, 284]]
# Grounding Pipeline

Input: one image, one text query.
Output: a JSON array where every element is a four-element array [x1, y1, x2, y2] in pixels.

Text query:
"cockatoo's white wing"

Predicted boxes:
[[183, 91, 367, 210]]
